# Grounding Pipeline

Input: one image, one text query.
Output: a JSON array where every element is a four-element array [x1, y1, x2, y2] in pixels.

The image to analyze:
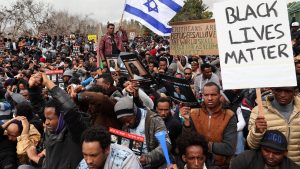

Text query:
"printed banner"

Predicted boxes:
[[109, 127, 144, 156], [46, 70, 64, 88]]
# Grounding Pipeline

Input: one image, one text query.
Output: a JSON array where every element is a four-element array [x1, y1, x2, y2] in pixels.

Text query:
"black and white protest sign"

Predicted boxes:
[[214, 0, 296, 89], [120, 53, 155, 84], [46, 70, 64, 89], [160, 74, 199, 108], [105, 54, 120, 73]]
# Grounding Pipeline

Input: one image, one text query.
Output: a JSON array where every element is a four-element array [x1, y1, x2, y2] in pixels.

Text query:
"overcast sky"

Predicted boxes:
[[0, 0, 299, 23]]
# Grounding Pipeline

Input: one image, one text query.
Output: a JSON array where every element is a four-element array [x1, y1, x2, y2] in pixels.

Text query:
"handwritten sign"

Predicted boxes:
[[170, 19, 218, 56], [214, 0, 296, 89]]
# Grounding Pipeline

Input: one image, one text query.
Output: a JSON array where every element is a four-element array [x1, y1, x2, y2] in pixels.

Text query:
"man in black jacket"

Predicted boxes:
[[156, 97, 181, 155], [230, 130, 300, 169], [26, 73, 89, 169], [0, 121, 18, 169]]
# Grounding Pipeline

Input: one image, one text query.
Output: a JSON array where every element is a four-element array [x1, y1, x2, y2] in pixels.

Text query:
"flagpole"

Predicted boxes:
[[119, 0, 126, 27], [120, 11, 124, 27]]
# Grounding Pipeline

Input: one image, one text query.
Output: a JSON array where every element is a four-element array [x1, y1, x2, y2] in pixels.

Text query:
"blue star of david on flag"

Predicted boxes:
[[124, 0, 184, 36], [144, 0, 159, 13]]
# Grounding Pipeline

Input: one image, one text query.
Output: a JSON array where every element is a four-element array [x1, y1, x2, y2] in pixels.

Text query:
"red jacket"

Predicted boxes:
[[98, 32, 125, 60]]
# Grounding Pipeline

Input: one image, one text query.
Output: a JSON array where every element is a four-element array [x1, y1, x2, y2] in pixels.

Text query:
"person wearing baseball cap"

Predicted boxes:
[[230, 130, 300, 169]]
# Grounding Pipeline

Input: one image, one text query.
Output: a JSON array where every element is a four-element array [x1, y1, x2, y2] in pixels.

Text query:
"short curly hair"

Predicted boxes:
[[176, 132, 208, 157], [81, 126, 111, 150]]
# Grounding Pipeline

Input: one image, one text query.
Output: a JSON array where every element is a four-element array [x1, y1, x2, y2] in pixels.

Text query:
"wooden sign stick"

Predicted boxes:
[[256, 88, 264, 117]]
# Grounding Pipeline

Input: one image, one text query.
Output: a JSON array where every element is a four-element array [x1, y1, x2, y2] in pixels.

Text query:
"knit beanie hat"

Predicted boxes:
[[114, 96, 135, 119], [63, 69, 73, 77]]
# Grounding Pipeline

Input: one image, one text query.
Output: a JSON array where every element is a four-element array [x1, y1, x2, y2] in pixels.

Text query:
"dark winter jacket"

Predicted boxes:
[[230, 150, 300, 169], [0, 126, 18, 169], [42, 86, 89, 169]]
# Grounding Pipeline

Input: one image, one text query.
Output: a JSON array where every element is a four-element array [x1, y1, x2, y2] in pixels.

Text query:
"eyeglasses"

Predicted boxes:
[[184, 73, 191, 75]]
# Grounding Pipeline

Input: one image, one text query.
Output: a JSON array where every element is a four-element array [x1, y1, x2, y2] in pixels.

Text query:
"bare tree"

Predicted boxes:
[[0, 0, 143, 39], [0, 0, 53, 38], [38, 11, 99, 36]]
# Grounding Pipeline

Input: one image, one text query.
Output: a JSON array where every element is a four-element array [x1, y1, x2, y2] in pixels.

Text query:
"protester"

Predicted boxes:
[[247, 87, 300, 165], [2, 116, 40, 165], [78, 126, 142, 169], [26, 73, 89, 169], [156, 97, 182, 155], [194, 63, 221, 102], [0, 121, 18, 169], [0, 16, 299, 169], [99, 23, 126, 60], [174, 132, 220, 169], [180, 82, 237, 169], [114, 95, 171, 168], [183, 68, 193, 85], [231, 130, 300, 169]]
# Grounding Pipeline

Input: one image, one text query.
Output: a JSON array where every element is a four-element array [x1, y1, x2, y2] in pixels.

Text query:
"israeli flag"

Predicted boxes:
[[124, 0, 184, 36]]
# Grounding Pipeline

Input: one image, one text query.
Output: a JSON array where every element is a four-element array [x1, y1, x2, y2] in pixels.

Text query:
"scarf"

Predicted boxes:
[[55, 113, 65, 134]]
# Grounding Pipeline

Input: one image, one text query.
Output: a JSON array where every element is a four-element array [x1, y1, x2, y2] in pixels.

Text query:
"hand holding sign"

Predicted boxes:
[[179, 105, 191, 127], [255, 116, 267, 133], [125, 80, 140, 97]]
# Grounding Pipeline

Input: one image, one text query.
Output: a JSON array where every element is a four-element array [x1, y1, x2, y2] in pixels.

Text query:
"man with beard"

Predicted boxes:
[[156, 97, 181, 155]]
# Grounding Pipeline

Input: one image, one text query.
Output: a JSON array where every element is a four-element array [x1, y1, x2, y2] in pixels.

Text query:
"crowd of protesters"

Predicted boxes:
[[0, 21, 300, 169]]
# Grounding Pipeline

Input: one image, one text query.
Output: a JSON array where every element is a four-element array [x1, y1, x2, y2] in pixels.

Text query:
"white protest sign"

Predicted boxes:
[[214, 0, 296, 89]]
